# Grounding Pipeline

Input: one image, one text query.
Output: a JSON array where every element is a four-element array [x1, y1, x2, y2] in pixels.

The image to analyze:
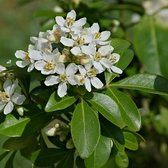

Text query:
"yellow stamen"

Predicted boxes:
[[25, 54, 30, 61], [44, 62, 55, 70], [94, 32, 101, 39], [95, 52, 102, 61], [67, 17, 75, 26], [60, 74, 67, 82], [87, 68, 97, 77], [0, 91, 9, 102], [76, 37, 85, 46]]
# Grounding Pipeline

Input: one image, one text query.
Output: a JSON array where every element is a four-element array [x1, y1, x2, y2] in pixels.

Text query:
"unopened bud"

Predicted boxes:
[[16, 107, 24, 116], [66, 138, 74, 149]]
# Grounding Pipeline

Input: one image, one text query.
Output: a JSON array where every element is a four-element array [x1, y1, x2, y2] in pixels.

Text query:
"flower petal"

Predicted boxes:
[[98, 45, 114, 56], [35, 60, 45, 71], [71, 46, 81, 55], [66, 63, 78, 76], [91, 77, 103, 89], [55, 16, 66, 26], [44, 75, 60, 86], [111, 53, 120, 64], [29, 50, 43, 60], [11, 93, 26, 105], [67, 10, 76, 20], [93, 61, 104, 73], [57, 82, 67, 97], [78, 65, 86, 75], [16, 61, 30, 68], [91, 23, 99, 34], [100, 58, 112, 68], [4, 101, 14, 115], [100, 31, 111, 41], [111, 66, 123, 74], [15, 50, 27, 59], [81, 45, 95, 55], [0, 102, 6, 111], [84, 77, 91, 92], [60, 37, 74, 47], [3, 79, 12, 96], [73, 17, 86, 27], [27, 64, 34, 72], [56, 63, 65, 74]]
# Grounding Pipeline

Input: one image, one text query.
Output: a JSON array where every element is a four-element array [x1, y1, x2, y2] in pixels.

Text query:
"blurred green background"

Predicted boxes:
[[0, 0, 168, 167]]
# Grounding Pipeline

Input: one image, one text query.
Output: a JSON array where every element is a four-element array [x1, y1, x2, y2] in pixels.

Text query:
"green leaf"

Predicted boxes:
[[123, 131, 138, 151], [71, 99, 100, 158], [106, 88, 141, 131], [88, 93, 125, 128], [5, 151, 16, 168], [85, 136, 112, 168], [0, 115, 30, 137], [3, 135, 37, 150], [0, 152, 10, 162], [34, 148, 69, 167], [112, 74, 168, 95], [111, 38, 130, 55], [45, 91, 77, 112], [133, 16, 168, 78], [115, 150, 129, 168]]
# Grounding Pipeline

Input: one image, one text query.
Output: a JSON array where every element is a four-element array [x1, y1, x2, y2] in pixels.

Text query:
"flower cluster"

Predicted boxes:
[[15, 10, 122, 97]]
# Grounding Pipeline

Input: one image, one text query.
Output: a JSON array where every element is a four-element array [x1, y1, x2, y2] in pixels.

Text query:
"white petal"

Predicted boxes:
[[16, 61, 29, 68], [15, 50, 27, 59], [29, 50, 42, 60], [67, 10, 76, 20], [35, 61, 45, 71], [27, 64, 34, 72], [0, 102, 6, 111], [93, 62, 104, 73], [66, 63, 78, 76], [98, 45, 114, 56], [60, 27, 70, 33], [91, 77, 103, 89], [44, 75, 60, 86], [10, 79, 19, 97], [58, 82, 67, 97], [81, 45, 95, 55], [67, 76, 77, 85], [60, 37, 74, 47], [78, 65, 86, 75], [111, 66, 123, 74], [100, 31, 111, 41], [3, 79, 12, 96], [71, 47, 81, 55], [11, 93, 26, 105], [111, 53, 120, 63], [84, 77, 91, 92], [73, 18, 86, 27], [91, 23, 99, 34], [0, 65, 7, 72], [100, 58, 112, 68], [4, 101, 14, 115], [56, 63, 65, 74], [55, 16, 66, 26]]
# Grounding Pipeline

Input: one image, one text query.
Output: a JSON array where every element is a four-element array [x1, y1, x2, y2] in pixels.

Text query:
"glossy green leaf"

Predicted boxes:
[[106, 88, 141, 131], [88, 93, 125, 128], [115, 150, 129, 168], [85, 136, 112, 168], [134, 16, 168, 78], [0, 152, 10, 162], [0, 115, 30, 137], [45, 91, 77, 112], [71, 99, 100, 158], [112, 74, 168, 95], [123, 132, 138, 151], [5, 151, 16, 168]]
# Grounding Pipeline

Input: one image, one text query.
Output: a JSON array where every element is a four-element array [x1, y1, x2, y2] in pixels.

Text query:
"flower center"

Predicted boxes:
[[0, 91, 10, 102], [75, 74, 85, 85], [76, 37, 85, 46], [109, 55, 117, 64], [87, 68, 97, 77], [44, 62, 55, 70], [25, 54, 30, 61], [67, 17, 75, 27], [53, 29, 61, 42], [94, 32, 101, 39], [95, 52, 102, 61], [60, 74, 67, 82]]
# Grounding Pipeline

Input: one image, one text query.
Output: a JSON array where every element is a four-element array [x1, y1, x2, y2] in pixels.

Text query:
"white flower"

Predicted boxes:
[[44, 63, 78, 97], [108, 53, 123, 74], [55, 10, 86, 34], [60, 30, 92, 55], [35, 50, 62, 75], [78, 65, 103, 92], [30, 31, 52, 52], [84, 45, 114, 73], [0, 79, 26, 115], [15, 48, 43, 72], [0, 65, 7, 72], [90, 23, 111, 45]]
